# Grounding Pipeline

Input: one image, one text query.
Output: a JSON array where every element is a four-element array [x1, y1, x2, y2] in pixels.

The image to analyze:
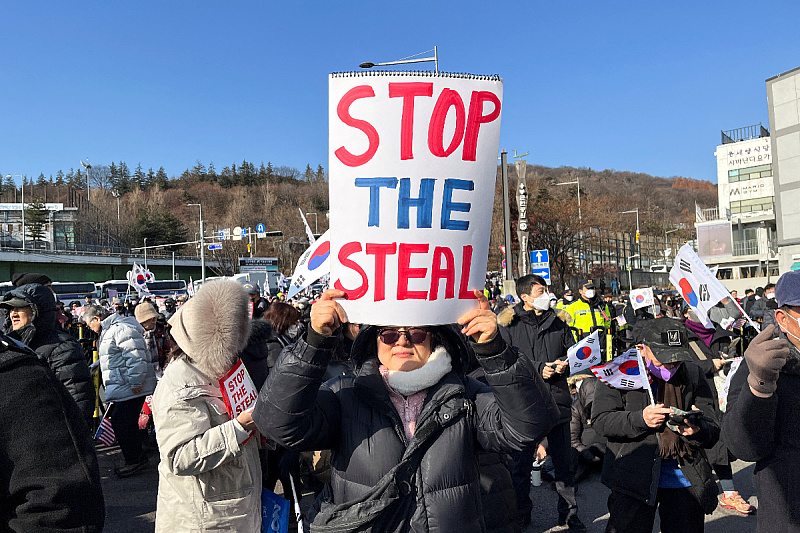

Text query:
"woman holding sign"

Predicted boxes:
[[253, 288, 559, 532], [151, 279, 261, 532]]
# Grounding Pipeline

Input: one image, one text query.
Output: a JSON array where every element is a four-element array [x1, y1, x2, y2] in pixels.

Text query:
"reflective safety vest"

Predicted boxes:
[[565, 298, 613, 358]]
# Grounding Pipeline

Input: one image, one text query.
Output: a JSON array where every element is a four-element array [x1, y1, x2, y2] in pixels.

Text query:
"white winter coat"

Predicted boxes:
[[152, 357, 261, 533], [98, 314, 156, 402]]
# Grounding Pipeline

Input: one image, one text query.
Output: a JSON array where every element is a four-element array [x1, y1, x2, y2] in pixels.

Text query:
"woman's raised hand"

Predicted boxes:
[[310, 289, 349, 337], [457, 289, 498, 343]]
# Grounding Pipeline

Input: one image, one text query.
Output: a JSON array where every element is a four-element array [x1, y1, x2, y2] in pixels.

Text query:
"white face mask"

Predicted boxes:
[[532, 293, 552, 311], [564, 295, 573, 302], [779, 313, 800, 344], [766, 292, 776, 300], [584, 289, 596, 299]]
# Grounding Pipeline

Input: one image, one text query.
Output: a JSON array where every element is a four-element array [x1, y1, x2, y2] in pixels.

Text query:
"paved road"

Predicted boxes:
[[97, 443, 759, 532], [525, 460, 758, 532]]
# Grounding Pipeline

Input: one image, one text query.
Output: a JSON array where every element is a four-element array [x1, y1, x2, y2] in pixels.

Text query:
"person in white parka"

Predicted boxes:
[[152, 279, 261, 533]]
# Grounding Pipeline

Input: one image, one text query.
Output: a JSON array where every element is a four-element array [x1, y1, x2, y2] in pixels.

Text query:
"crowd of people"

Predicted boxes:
[[1, 268, 798, 532]]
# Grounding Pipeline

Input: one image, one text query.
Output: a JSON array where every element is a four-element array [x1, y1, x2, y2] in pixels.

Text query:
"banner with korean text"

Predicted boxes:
[[329, 72, 503, 325]]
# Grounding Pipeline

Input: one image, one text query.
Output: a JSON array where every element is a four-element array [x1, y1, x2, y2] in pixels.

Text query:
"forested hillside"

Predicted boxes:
[[3, 160, 717, 277]]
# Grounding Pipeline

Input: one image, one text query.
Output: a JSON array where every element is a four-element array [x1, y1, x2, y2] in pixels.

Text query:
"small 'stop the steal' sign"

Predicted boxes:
[[329, 72, 503, 326], [219, 359, 258, 418]]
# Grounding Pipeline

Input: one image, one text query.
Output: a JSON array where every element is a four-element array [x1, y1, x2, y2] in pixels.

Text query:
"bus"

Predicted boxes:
[[51, 282, 100, 303], [98, 279, 188, 300]]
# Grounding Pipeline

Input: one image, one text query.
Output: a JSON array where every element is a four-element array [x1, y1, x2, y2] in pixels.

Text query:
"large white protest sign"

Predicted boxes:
[[329, 72, 503, 325]]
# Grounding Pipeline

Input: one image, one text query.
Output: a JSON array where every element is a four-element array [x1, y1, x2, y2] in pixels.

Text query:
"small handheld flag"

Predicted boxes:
[[287, 230, 331, 299], [630, 288, 655, 310], [567, 330, 601, 373], [94, 409, 116, 447], [591, 348, 650, 392]]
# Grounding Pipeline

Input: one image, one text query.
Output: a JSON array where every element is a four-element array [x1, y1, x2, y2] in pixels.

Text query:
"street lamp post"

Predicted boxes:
[[6, 175, 24, 251], [620, 208, 640, 268], [187, 203, 205, 283], [305, 212, 318, 235], [144, 237, 148, 268], [627, 254, 640, 291], [360, 46, 439, 73], [664, 228, 680, 266], [80, 160, 91, 204]]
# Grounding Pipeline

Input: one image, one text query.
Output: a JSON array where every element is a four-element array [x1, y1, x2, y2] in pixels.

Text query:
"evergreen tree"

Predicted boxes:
[[55, 170, 65, 186], [207, 162, 217, 183], [192, 160, 207, 181], [218, 166, 233, 188], [145, 168, 156, 190], [154, 167, 169, 190], [115, 161, 132, 193], [109, 162, 119, 185], [134, 163, 146, 190], [240, 160, 256, 186], [25, 197, 49, 243], [265, 161, 275, 182], [48, 174, 54, 185], [3, 175, 14, 193], [133, 209, 188, 251], [315, 164, 326, 182], [304, 164, 314, 182], [36, 173, 47, 187]]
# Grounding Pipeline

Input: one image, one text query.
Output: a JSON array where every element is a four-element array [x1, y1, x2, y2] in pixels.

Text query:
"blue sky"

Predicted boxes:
[[1, 1, 798, 186]]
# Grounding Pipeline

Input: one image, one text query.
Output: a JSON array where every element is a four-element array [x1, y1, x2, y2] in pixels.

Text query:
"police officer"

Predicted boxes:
[[566, 279, 613, 358]]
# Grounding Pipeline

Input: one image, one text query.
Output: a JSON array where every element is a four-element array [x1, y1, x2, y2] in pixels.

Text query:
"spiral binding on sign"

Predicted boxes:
[[330, 71, 501, 81]]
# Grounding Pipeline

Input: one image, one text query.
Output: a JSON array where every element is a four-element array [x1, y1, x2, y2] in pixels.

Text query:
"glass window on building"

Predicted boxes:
[[728, 164, 772, 183], [716, 268, 733, 280], [731, 196, 774, 214]]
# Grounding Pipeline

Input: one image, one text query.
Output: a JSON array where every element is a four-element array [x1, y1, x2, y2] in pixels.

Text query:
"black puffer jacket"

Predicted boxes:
[[253, 326, 559, 533], [723, 330, 800, 533], [0, 334, 104, 531], [570, 375, 607, 456], [498, 304, 575, 423], [592, 362, 720, 514], [2, 284, 95, 424]]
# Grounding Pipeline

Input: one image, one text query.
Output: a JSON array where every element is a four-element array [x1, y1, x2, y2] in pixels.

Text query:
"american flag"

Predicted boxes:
[[94, 415, 116, 446]]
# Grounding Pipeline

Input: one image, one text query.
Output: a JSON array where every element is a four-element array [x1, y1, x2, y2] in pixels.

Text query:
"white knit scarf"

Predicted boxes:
[[385, 346, 452, 396]]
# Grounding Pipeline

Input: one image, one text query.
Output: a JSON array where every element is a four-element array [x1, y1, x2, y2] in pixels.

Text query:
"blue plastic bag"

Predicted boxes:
[[262, 488, 290, 533]]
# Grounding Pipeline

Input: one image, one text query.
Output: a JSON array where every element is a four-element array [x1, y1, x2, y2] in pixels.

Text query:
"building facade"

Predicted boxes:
[[766, 65, 800, 273], [695, 126, 778, 293]]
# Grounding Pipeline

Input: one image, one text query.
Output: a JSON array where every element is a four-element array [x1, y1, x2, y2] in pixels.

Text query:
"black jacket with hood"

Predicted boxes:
[[497, 304, 575, 423], [253, 324, 559, 533], [2, 283, 95, 424], [591, 362, 720, 514], [723, 329, 800, 533], [0, 333, 104, 532]]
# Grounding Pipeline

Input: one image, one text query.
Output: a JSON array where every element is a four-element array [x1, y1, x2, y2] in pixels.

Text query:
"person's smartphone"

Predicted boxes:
[[668, 409, 703, 426]]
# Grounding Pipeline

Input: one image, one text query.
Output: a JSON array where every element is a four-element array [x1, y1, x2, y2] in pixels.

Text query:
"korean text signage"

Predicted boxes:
[[329, 72, 503, 325], [239, 257, 279, 272]]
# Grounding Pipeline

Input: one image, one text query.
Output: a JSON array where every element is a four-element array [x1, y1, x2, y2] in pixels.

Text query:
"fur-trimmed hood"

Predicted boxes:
[[168, 279, 251, 380], [497, 304, 572, 328]]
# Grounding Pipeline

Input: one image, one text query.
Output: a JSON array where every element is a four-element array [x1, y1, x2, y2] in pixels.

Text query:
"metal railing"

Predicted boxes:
[[721, 123, 770, 145], [732, 239, 776, 257]]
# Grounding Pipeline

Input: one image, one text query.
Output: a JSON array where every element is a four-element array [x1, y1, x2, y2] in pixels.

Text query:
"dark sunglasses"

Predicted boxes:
[[378, 328, 429, 345]]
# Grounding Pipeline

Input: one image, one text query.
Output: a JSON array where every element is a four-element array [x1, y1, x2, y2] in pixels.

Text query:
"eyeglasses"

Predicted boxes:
[[377, 328, 429, 345]]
